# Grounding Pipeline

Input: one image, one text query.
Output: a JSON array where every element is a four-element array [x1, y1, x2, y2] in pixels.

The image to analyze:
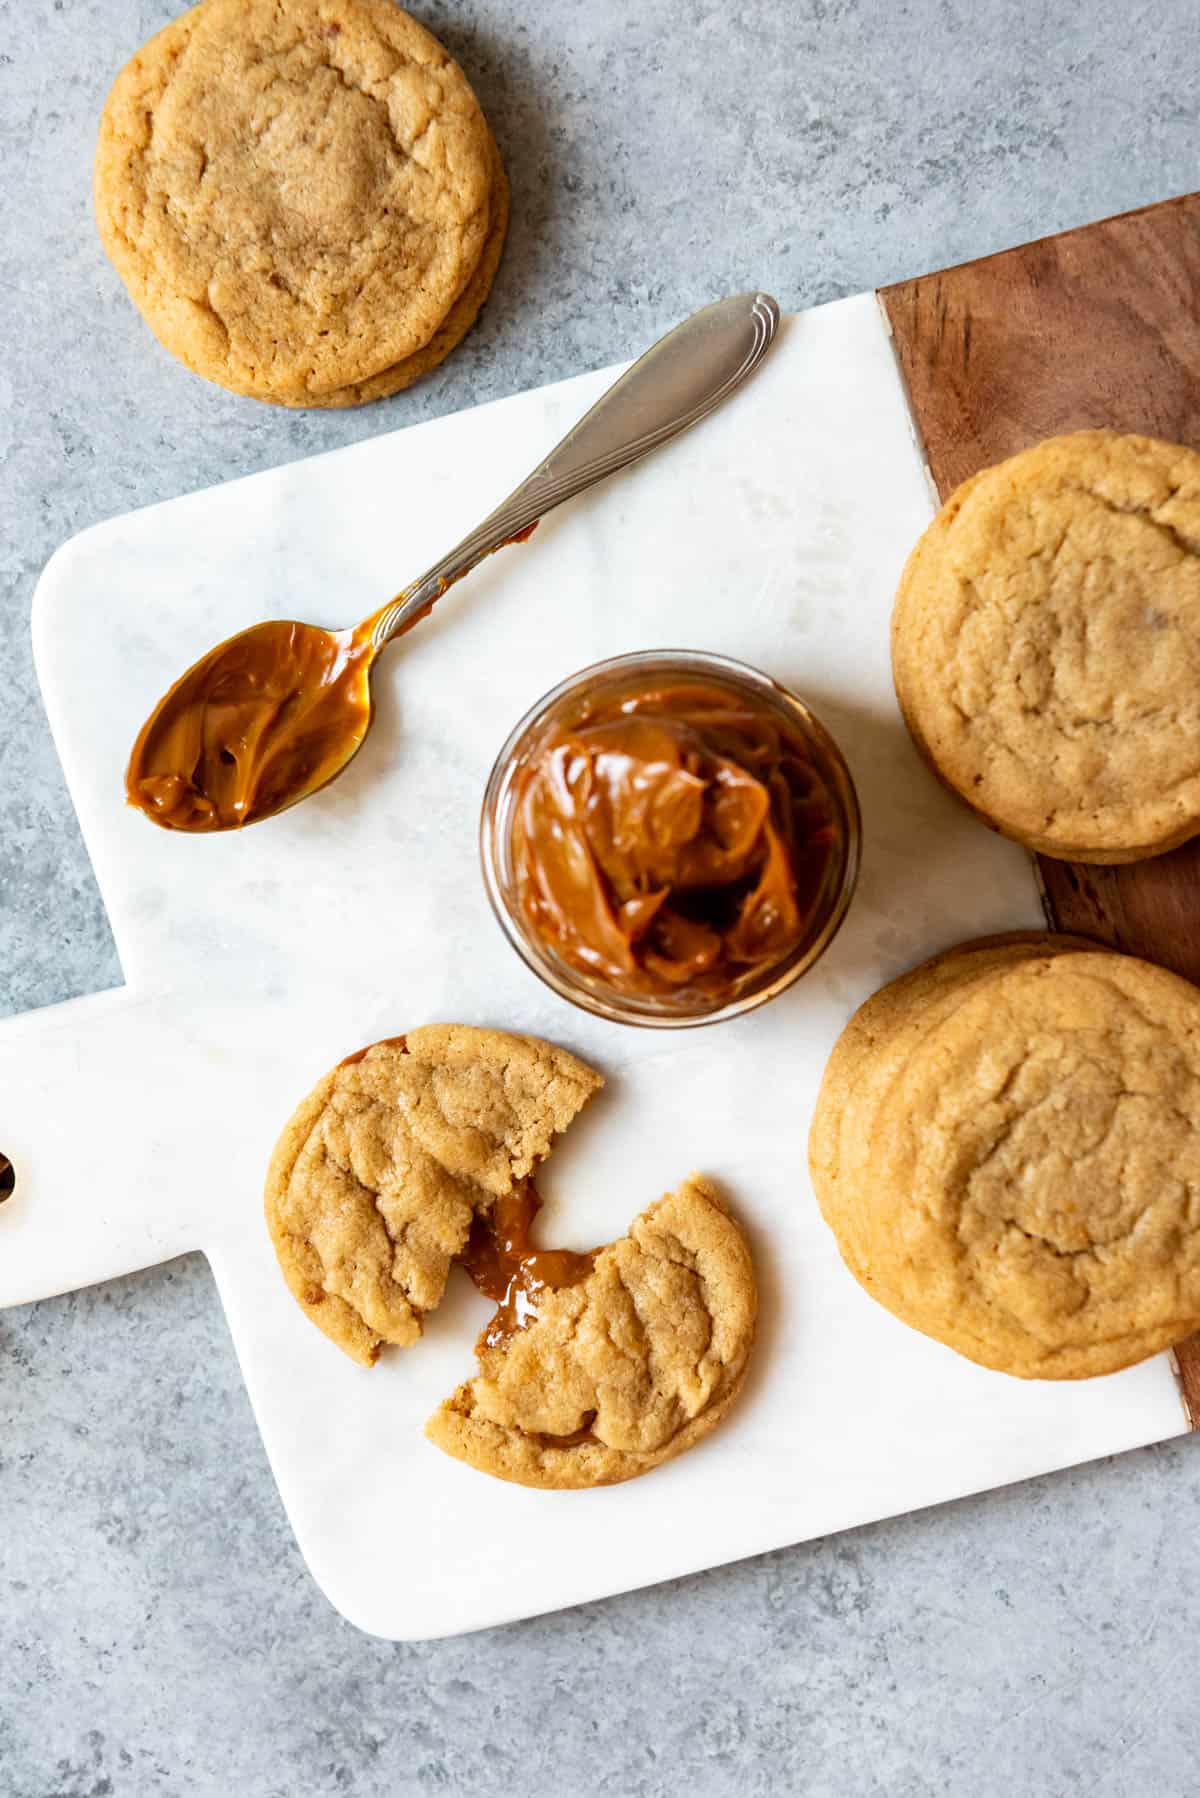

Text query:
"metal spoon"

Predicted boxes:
[[126, 292, 781, 832]]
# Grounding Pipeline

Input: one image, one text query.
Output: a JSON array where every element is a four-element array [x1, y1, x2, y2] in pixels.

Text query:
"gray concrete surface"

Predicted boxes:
[[3, 0, 1200, 1791]]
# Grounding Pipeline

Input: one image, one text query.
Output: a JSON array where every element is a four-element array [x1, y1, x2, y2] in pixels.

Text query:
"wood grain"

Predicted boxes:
[[880, 193, 1200, 494], [880, 194, 1200, 1427]]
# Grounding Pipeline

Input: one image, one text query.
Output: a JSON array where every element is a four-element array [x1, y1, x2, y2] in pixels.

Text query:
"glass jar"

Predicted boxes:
[[480, 649, 861, 1028]]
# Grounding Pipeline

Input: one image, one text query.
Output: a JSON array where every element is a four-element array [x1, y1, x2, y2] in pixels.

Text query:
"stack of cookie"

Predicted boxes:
[[805, 427, 1200, 1382], [810, 934, 1200, 1379], [95, 0, 508, 406]]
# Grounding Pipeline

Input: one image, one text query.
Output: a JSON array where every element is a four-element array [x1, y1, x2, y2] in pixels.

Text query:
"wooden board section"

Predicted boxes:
[[879, 193, 1200, 1426]]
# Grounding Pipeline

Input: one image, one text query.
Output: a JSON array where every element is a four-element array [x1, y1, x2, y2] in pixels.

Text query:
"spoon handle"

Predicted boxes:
[[370, 291, 780, 648]]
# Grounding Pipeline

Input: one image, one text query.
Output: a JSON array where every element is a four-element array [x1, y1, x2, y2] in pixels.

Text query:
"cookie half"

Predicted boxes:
[[95, 0, 503, 405], [426, 1175, 757, 1488], [892, 430, 1200, 862], [810, 937, 1200, 1378], [265, 1028, 602, 1366]]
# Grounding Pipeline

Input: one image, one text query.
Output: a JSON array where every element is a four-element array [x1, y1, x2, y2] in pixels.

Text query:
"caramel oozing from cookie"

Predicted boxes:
[[264, 1028, 603, 1367], [459, 1180, 595, 1349], [427, 1175, 758, 1488]]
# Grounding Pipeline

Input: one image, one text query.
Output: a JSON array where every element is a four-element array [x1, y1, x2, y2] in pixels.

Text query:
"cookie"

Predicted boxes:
[[426, 1175, 757, 1488], [809, 933, 1095, 1279], [265, 1028, 602, 1366], [95, 0, 505, 406], [892, 431, 1200, 862], [810, 937, 1200, 1378]]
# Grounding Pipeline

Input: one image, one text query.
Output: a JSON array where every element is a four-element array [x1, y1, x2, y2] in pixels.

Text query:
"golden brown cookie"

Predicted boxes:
[[426, 1175, 757, 1488], [892, 431, 1200, 862], [95, 0, 505, 406], [809, 933, 1096, 1280], [265, 1028, 602, 1366], [810, 937, 1200, 1378]]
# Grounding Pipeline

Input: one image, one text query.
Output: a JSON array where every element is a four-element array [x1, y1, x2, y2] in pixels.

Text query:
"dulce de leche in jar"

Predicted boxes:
[[481, 651, 861, 1026]]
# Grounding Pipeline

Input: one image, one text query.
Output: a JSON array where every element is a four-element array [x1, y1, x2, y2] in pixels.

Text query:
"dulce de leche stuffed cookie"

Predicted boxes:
[[892, 430, 1200, 862], [264, 1028, 601, 1367], [265, 1029, 757, 1489], [95, 0, 508, 405], [429, 1173, 757, 1491], [810, 934, 1200, 1379]]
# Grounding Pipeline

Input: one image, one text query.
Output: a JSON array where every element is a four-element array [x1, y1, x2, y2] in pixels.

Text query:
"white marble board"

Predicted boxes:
[[1, 294, 1187, 1639]]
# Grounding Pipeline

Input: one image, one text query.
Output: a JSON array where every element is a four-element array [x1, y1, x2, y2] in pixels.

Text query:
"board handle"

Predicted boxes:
[[0, 988, 208, 1308]]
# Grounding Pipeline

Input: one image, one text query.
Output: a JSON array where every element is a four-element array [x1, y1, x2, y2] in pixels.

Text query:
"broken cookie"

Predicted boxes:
[[426, 1174, 757, 1488], [264, 1027, 602, 1366]]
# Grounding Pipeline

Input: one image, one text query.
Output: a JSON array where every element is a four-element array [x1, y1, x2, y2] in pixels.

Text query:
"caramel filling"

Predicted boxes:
[[126, 620, 374, 831], [459, 1181, 594, 1351], [511, 679, 840, 998], [126, 522, 542, 834]]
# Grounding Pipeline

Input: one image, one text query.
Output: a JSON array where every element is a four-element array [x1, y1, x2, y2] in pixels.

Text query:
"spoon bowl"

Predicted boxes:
[[127, 619, 375, 830]]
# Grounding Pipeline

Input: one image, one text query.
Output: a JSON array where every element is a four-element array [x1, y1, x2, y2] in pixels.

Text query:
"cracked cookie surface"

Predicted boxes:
[[892, 431, 1200, 862], [810, 938, 1200, 1378], [265, 1027, 602, 1366], [426, 1175, 757, 1488], [95, 0, 500, 403], [269, 132, 508, 407]]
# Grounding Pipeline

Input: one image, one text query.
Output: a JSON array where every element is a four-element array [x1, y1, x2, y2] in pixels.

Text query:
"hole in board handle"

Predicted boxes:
[[0, 1153, 14, 1202]]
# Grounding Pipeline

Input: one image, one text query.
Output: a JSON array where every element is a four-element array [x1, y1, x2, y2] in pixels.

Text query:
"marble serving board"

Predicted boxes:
[[3, 290, 1187, 1640]]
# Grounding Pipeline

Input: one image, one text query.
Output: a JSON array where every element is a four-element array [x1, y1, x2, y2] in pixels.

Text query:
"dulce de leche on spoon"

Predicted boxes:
[[125, 293, 780, 832], [126, 620, 374, 831]]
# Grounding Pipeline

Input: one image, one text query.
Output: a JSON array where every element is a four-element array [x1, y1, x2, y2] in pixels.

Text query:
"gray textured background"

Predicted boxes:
[[3, 1, 1200, 1792]]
